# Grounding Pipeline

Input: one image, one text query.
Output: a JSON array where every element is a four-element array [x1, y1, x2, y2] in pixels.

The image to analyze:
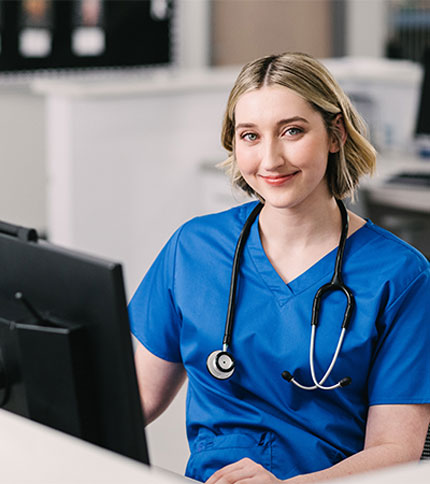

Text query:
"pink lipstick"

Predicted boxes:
[[260, 172, 298, 186]]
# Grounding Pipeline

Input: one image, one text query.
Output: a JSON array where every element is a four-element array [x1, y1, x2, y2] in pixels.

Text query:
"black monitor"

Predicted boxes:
[[0, 220, 149, 465]]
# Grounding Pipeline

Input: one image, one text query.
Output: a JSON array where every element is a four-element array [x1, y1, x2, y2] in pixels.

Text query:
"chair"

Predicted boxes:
[[421, 424, 430, 460]]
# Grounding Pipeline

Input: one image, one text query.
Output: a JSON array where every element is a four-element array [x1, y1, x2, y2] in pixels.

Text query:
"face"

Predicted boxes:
[[234, 85, 339, 211]]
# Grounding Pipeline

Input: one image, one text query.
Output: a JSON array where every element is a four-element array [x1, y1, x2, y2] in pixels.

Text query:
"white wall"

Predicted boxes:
[[0, 86, 46, 232], [173, 0, 211, 69], [346, 0, 389, 58]]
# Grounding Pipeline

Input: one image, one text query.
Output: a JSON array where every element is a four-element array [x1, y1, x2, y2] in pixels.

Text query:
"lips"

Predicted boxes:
[[259, 172, 298, 186]]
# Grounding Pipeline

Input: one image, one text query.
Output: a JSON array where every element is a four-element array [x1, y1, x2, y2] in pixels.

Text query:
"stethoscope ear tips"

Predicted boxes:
[[281, 371, 293, 382], [339, 377, 352, 387], [282, 371, 352, 390], [207, 350, 235, 380]]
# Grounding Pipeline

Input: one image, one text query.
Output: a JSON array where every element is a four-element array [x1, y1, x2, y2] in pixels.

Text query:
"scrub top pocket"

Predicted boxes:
[[185, 431, 273, 482]]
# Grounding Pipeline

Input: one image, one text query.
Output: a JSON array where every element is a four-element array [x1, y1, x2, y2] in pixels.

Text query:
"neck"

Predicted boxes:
[[259, 195, 341, 251]]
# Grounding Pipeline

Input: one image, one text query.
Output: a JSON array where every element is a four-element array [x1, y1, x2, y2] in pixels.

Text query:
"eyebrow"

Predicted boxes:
[[235, 116, 309, 130]]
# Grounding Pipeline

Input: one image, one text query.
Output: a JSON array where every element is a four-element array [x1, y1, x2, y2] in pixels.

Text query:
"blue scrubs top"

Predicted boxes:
[[129, 201, 430, 482]]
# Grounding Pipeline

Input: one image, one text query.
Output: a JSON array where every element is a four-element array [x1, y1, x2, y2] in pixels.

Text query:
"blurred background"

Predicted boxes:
[[0, 0, 429, 474]]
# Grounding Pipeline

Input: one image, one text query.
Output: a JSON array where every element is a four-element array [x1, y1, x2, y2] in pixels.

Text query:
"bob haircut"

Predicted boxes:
[[220, 52, 376, 200]]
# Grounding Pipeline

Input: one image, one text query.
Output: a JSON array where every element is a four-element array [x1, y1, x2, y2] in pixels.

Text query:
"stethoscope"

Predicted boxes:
[[206, 199, 354, 391]]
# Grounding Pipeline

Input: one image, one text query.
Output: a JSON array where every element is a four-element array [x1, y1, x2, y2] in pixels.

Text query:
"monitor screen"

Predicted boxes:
[[0, 220, 149, 464]]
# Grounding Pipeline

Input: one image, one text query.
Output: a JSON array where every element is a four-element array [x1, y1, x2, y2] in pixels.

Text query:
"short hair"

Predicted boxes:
[[220, 52, 376, 200]]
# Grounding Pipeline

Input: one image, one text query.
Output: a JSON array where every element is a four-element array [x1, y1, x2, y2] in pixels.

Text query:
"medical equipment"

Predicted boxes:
[[206, 199, 354, 390]]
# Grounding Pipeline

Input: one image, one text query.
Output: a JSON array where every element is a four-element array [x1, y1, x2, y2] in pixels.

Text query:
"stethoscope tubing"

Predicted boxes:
[[207, 199, 354, 390], [223, 202, 263, 348], [288, 326, 347, 391]]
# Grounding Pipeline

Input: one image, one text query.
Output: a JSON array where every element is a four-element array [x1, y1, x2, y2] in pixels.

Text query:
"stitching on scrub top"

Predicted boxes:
[[245, 244, 291, 308], [246, 219, 376, 307], [362, 224, 429, 312], [170, 222, 188, 323], [366, 221, 428, 261], [369, 396, 430, 406], [382, 266, 429, 315], [245, 221, 334, 307]]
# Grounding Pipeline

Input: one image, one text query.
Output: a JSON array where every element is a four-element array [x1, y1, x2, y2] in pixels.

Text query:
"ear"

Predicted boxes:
[[329, 114, 347, 153]]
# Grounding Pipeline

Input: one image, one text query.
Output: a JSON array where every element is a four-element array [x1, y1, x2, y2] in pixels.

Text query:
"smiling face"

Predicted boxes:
[[234, 85, 340, 211]]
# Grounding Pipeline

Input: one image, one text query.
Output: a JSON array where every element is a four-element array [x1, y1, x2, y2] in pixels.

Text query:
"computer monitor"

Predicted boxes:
[[0, 220, 149, 465]]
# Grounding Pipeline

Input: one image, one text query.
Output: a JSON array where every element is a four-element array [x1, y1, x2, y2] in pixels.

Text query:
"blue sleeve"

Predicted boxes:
[[128, 227, 183, 363], [368, 266, 430, 405]]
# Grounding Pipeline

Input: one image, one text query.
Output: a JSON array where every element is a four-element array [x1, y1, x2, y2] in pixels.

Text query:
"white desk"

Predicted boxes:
[[328, 461, 430, 484], [1, 409, 429, 483], [0, 409, 193, 484], [362, 153, 430, 213], [358, 153, 430, 257]]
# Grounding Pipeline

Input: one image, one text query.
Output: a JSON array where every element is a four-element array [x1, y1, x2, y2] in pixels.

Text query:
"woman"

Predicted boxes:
[[129, 52, 430, 483]]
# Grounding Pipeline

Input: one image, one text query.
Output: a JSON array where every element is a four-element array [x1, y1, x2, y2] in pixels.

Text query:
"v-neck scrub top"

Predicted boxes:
[[129, 201, 430, 482]]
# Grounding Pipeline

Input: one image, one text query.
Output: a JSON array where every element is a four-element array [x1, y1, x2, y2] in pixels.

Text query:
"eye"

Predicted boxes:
[[241, 132, 258, 142], [284, 127, 303, 137]]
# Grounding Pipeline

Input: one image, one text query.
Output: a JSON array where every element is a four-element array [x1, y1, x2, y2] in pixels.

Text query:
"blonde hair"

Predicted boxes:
[[220, 52, 376, 200]]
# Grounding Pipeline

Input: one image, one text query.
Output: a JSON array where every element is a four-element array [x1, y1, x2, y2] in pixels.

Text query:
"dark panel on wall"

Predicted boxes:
[[0, 0, 173, 73]]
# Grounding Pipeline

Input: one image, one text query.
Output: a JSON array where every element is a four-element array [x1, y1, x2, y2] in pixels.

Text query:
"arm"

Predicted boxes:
[[134, 340, 187, 425], [205, 403, 430, 484], [287, 403, 430, 483]]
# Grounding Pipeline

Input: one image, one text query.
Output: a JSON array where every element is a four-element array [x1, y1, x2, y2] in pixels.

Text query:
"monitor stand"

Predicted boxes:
[[0, 302, 96, 441]]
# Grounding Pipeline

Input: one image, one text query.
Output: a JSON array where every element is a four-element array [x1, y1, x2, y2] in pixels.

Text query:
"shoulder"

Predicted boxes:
[[360, 220, 428, 269], [164, 202, 260, 295], [350, 219, 429, 302], [178, 201, 259, 245], [147, 201, 259, 275]]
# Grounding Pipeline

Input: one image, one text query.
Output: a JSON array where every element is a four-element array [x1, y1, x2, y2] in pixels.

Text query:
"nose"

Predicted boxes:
[[260, 138, 285, 172]]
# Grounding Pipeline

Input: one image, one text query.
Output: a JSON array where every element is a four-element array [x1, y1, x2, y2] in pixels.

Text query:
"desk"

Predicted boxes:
[[359, 153, 430, 258], [1, 409, 429, 483], [0, 409, 194, 483], [362, 153, 430, 212], [329, 461, 430, 484]]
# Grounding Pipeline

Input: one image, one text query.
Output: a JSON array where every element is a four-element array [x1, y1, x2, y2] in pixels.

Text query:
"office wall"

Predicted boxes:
[[346, 0, 388, 57], [211, 0, 333, 66], [0, 88, 46, 232], [0, 1, 394, 235]]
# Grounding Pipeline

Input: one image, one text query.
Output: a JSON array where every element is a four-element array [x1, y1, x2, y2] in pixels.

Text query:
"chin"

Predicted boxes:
[[263, 197, 298, 210]]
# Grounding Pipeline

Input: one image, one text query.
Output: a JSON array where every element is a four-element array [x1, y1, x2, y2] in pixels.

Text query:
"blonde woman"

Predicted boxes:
[[129, 53, 430, 483]]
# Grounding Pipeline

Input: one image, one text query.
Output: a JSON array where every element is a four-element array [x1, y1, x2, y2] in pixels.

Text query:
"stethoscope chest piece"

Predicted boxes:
[[206, 350, 235, 380]]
